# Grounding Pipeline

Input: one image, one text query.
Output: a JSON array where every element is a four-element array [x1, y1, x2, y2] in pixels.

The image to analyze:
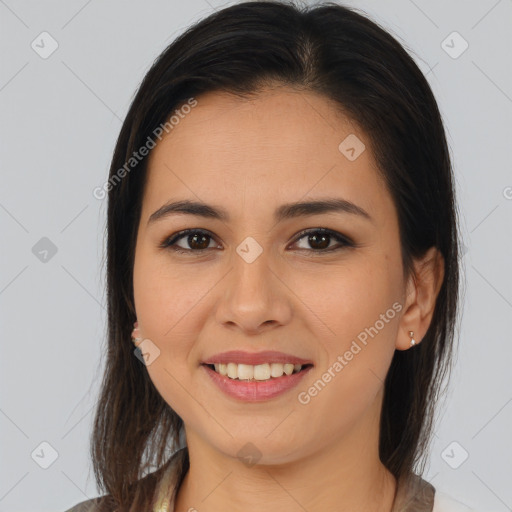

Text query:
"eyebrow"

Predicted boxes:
[[147, 197, 373, 226]]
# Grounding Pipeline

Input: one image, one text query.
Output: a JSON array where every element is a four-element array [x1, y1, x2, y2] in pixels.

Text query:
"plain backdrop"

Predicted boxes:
[[1, 1, 511, 511]]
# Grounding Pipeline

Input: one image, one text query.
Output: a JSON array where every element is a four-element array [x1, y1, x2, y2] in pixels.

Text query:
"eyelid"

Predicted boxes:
[[159, 228, 220, 251], [160, 227, 355, 254], [289, 227, 354, 249]]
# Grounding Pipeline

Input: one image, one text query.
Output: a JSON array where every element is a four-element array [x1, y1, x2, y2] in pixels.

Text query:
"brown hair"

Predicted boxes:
[[91, 1, 461, 509]]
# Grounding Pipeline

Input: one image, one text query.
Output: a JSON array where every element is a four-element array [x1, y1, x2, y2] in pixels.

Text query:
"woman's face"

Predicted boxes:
[[133, 86, 413, 464]]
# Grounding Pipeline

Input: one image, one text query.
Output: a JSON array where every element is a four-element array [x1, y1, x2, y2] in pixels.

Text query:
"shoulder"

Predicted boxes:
[[63, 448, 188, 512], [61, 464, 164, 512], [392, 472, 481, 512], [433, 490, 479, 512]]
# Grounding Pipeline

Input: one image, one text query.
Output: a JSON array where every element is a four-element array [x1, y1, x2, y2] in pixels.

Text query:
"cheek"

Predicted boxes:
[[134, 244, 207, 335], [133, 248, 198, 371], [132, 250, 206, 416], [292, 254, 401, 351], [132, 248, 227, 399], [294, 252, 401, 410]]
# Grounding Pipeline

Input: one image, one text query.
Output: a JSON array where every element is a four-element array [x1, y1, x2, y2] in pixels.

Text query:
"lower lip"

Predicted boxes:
[[201, 364, 313, 402]]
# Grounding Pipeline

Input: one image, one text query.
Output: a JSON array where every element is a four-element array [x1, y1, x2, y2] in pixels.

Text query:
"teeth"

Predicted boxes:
[[253, 363, 270, 380], [270, 363, 284, 378], [238, 364, 254, 380], [283, 363, 294, 376], [210, 362, 305, 380], [227, 362, 238, 379]]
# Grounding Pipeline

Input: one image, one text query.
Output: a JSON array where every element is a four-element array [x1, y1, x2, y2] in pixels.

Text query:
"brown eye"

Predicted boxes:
[[184, 232, 211, 250], [304, 232, 330, 250], [291, 228, 354, 253], [160, 227, 354, 256], [160, 229, 220, 253]]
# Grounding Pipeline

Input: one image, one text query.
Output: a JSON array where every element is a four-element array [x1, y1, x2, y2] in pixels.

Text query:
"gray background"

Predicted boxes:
[[1, 0, 511, 511]]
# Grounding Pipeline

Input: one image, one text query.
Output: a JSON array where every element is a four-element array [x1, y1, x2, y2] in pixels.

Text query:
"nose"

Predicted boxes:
[[214, 246, 293, 335]]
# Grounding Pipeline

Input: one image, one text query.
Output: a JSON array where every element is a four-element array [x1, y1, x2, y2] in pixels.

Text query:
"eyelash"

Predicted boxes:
[[159, 228, 355, 256]]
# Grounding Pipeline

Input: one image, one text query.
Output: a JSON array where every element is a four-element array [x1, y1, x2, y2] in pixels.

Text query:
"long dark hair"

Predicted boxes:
[[91, 1, 461, 508]]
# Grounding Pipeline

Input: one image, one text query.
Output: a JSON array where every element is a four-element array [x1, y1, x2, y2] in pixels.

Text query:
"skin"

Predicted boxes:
[[132, 85, 444, 512]]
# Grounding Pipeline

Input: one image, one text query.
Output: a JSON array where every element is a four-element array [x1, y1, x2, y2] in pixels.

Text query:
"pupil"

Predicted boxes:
[[309, 233, 329, 249], [190, 233, 209, 250]]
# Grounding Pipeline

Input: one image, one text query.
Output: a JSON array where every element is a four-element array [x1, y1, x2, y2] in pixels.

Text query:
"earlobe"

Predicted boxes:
[[131, 321, 143, 347], [396, 247, 445, 351]]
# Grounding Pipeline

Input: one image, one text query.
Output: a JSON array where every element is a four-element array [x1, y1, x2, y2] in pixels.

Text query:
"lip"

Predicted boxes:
[[202, 363, 313, 402], [202, 350, 313, 366]]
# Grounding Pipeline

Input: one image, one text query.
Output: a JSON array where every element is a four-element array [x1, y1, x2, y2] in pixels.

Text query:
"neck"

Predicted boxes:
[[174, 391, 397, 512]]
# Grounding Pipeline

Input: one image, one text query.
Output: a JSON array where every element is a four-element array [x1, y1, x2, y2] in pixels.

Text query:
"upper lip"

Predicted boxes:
[[202, 350, 313, 366]]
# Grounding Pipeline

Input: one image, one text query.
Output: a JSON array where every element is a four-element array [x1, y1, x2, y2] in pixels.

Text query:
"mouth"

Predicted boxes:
[[201, 362, 314, 381], [200, 351, 314, 402]]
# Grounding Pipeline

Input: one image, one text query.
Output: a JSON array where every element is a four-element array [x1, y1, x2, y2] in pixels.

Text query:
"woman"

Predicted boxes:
[[65, 1, 473, 511]]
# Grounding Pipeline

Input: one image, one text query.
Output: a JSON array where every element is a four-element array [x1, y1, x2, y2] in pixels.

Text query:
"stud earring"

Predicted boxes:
[[131, 321, 143, 347], [409, 331, 416, 347]]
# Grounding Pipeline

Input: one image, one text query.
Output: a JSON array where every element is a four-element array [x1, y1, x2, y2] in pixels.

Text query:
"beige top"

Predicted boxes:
[[64, 448, 437, 512]]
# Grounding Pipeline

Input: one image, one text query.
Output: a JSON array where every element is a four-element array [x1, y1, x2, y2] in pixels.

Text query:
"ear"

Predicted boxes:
[[396, 247, 445, 351]]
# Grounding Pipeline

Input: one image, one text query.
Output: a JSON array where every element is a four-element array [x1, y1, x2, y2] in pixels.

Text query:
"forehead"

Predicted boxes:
[[151, 87, 362, 161], [142, 86, 390, 222]]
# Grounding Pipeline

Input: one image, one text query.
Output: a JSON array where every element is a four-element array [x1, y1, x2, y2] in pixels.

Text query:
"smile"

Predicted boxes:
[[201, 362, 313, 402], [205, 362, 310, 381]]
